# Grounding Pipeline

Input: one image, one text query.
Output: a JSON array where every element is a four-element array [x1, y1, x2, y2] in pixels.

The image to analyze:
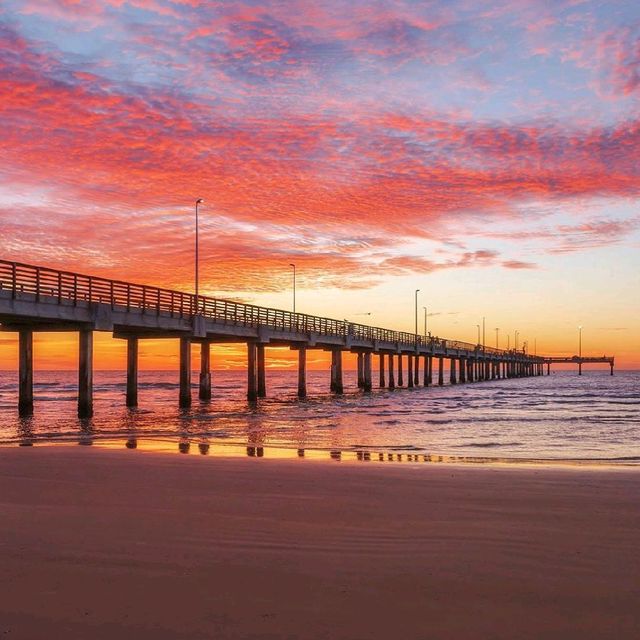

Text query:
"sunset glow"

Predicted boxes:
[[1, 0, 639, 368]]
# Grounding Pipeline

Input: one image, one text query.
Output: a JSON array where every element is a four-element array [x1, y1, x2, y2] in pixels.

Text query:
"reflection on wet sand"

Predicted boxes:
[[8, 434, 627, 468]]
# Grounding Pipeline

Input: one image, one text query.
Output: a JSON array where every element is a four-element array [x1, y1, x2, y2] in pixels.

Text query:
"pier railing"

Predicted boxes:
[[0, 259, 524, 357]]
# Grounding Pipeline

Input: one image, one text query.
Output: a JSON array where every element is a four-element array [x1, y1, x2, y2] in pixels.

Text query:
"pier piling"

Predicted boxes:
[[78, 329, 93, 419], [18, 329, 33, 417], [126, 336, 138, 407]]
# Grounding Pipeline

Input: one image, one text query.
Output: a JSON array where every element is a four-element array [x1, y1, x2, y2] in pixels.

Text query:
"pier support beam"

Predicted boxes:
[[578, 362, 582, 376], [298, 347, 307, 398], [423, 355, 430, 386], [459, 357, 466, 383], [449, 358, 457, 384], [257, 344, 266, 398], [247, 342, 257, 401], [331, 349, 344, 394], [18, 329, 34, 417], [414, 355, 419, 386], [126, 336, 138, 407], [407, 355, 414, 388], [78, 329, 94, 419], [179, 337, 191, 408], [547, 363, 550, 375], [438, 357, 444, 386], [363, 352, 372, 392], [199, 342, 212, 401], [398, 355, 404, 387], [378, 353, 385, 388], [388, 354, 395, 389]]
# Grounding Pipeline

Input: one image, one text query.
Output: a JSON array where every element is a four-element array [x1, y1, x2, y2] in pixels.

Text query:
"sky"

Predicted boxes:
[[0, 0, 639, 370]]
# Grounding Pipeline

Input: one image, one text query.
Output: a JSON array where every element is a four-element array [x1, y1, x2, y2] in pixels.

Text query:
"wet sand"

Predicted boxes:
[[1, 447, 638, 639]]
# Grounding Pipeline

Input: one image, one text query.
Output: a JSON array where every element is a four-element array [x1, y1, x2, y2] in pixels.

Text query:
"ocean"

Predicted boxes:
[[0, 369, 638, 464]]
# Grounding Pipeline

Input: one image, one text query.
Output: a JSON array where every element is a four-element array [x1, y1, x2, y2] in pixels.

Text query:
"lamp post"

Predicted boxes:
[[578, 325, 583, 375], [476, 324, 480, 345], [495, 327, 500, 349], [414, 289, 420, 337], [482, 316, 485, 353], [289, 263, 296, 314], [195, 198, 204, 312], [423, 306, 427, 338]]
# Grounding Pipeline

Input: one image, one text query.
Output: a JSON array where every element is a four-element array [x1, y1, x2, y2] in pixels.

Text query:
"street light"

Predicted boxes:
[[289, 263, 296, 314], [423, 306, 427, 338], [195, 198, 204, 312], [414, 289, 420, 336], [578, 326, 582, 358], [476, 324, 480, 345], [482, 316, 485, 352], [495, 327, 500, 349]]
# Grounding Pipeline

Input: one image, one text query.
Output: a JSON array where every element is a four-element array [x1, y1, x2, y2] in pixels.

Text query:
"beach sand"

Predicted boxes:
[[0, 446, 638, 639]]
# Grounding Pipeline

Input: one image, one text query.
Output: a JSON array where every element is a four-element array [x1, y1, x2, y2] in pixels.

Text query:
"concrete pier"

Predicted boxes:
[[363, 352, 372, 392], [426, 356, 432, 386], [78, 329, 93, 419], [247, 342, 257, 401], [388, 354, 395, 389], [438, 357, 444, 386], [413, 355, 419, 386], [449, 358, 457, 384], [331, 349, 344, 394], [459, 357, 466, 383], [199, 342, 212, 401], [407, 355, 414, 388], [378, 353, 385, 388], [398, 354, 404, 387], [298, 347, 307, 398], [126, 336, 138, 407], [179, 337, 191, 408], [18, 329, 33, 417], [357, 353, 364, 389], [257, 344, 266, 398]]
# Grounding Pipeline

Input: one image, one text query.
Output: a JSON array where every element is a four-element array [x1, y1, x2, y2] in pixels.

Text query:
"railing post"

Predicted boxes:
[[11, 262, 16, 299], [35, 267, 40, 302]]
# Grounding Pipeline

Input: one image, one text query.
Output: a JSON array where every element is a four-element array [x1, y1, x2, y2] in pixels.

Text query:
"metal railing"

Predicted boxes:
[[0, 259, 533, 358]]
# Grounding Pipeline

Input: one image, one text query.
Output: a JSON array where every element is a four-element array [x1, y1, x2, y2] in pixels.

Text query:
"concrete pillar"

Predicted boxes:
[[257, 343, 266, 398], [388, 354, 395, 389], [298, 347, 307, 398], [330, 349, 344, 394], [78, 329, 94, 419], [379, 353, 385, 388], [357, 353, 364, 388], [427, 356, 433, 386], [485, 360, 490, 380], [423, 355, 429, 386], [578, 362, 582, 376], [18, 329, 34, 417], [398, 354, 404, 387], [247, 342, 257, 402], [179, 337, 191, 408], [459, 357, 466, 383], [407, 355, 414, 388], [547, 362, 550, 375], [126, 336, 138, 407], [363, 352, 372, 392], [414, 355, 419, 386], [199, 342, 212, 401], [610, 362, 614, 376], [438, 357, 444, 386], [467, 359, 474, 382], [449, 358, 457, 384]]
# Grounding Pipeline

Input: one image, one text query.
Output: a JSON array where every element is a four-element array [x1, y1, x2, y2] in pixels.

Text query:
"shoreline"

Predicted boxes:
[[1, 446, 639, 639]]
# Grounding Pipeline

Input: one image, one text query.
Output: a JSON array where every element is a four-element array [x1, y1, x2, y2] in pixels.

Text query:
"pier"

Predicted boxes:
[[1, 260, 557, 418], [542, 356, 614, 376]]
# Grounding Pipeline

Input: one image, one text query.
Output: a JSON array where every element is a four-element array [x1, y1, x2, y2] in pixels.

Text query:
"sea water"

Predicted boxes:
[[0, 369, 638, 463]]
